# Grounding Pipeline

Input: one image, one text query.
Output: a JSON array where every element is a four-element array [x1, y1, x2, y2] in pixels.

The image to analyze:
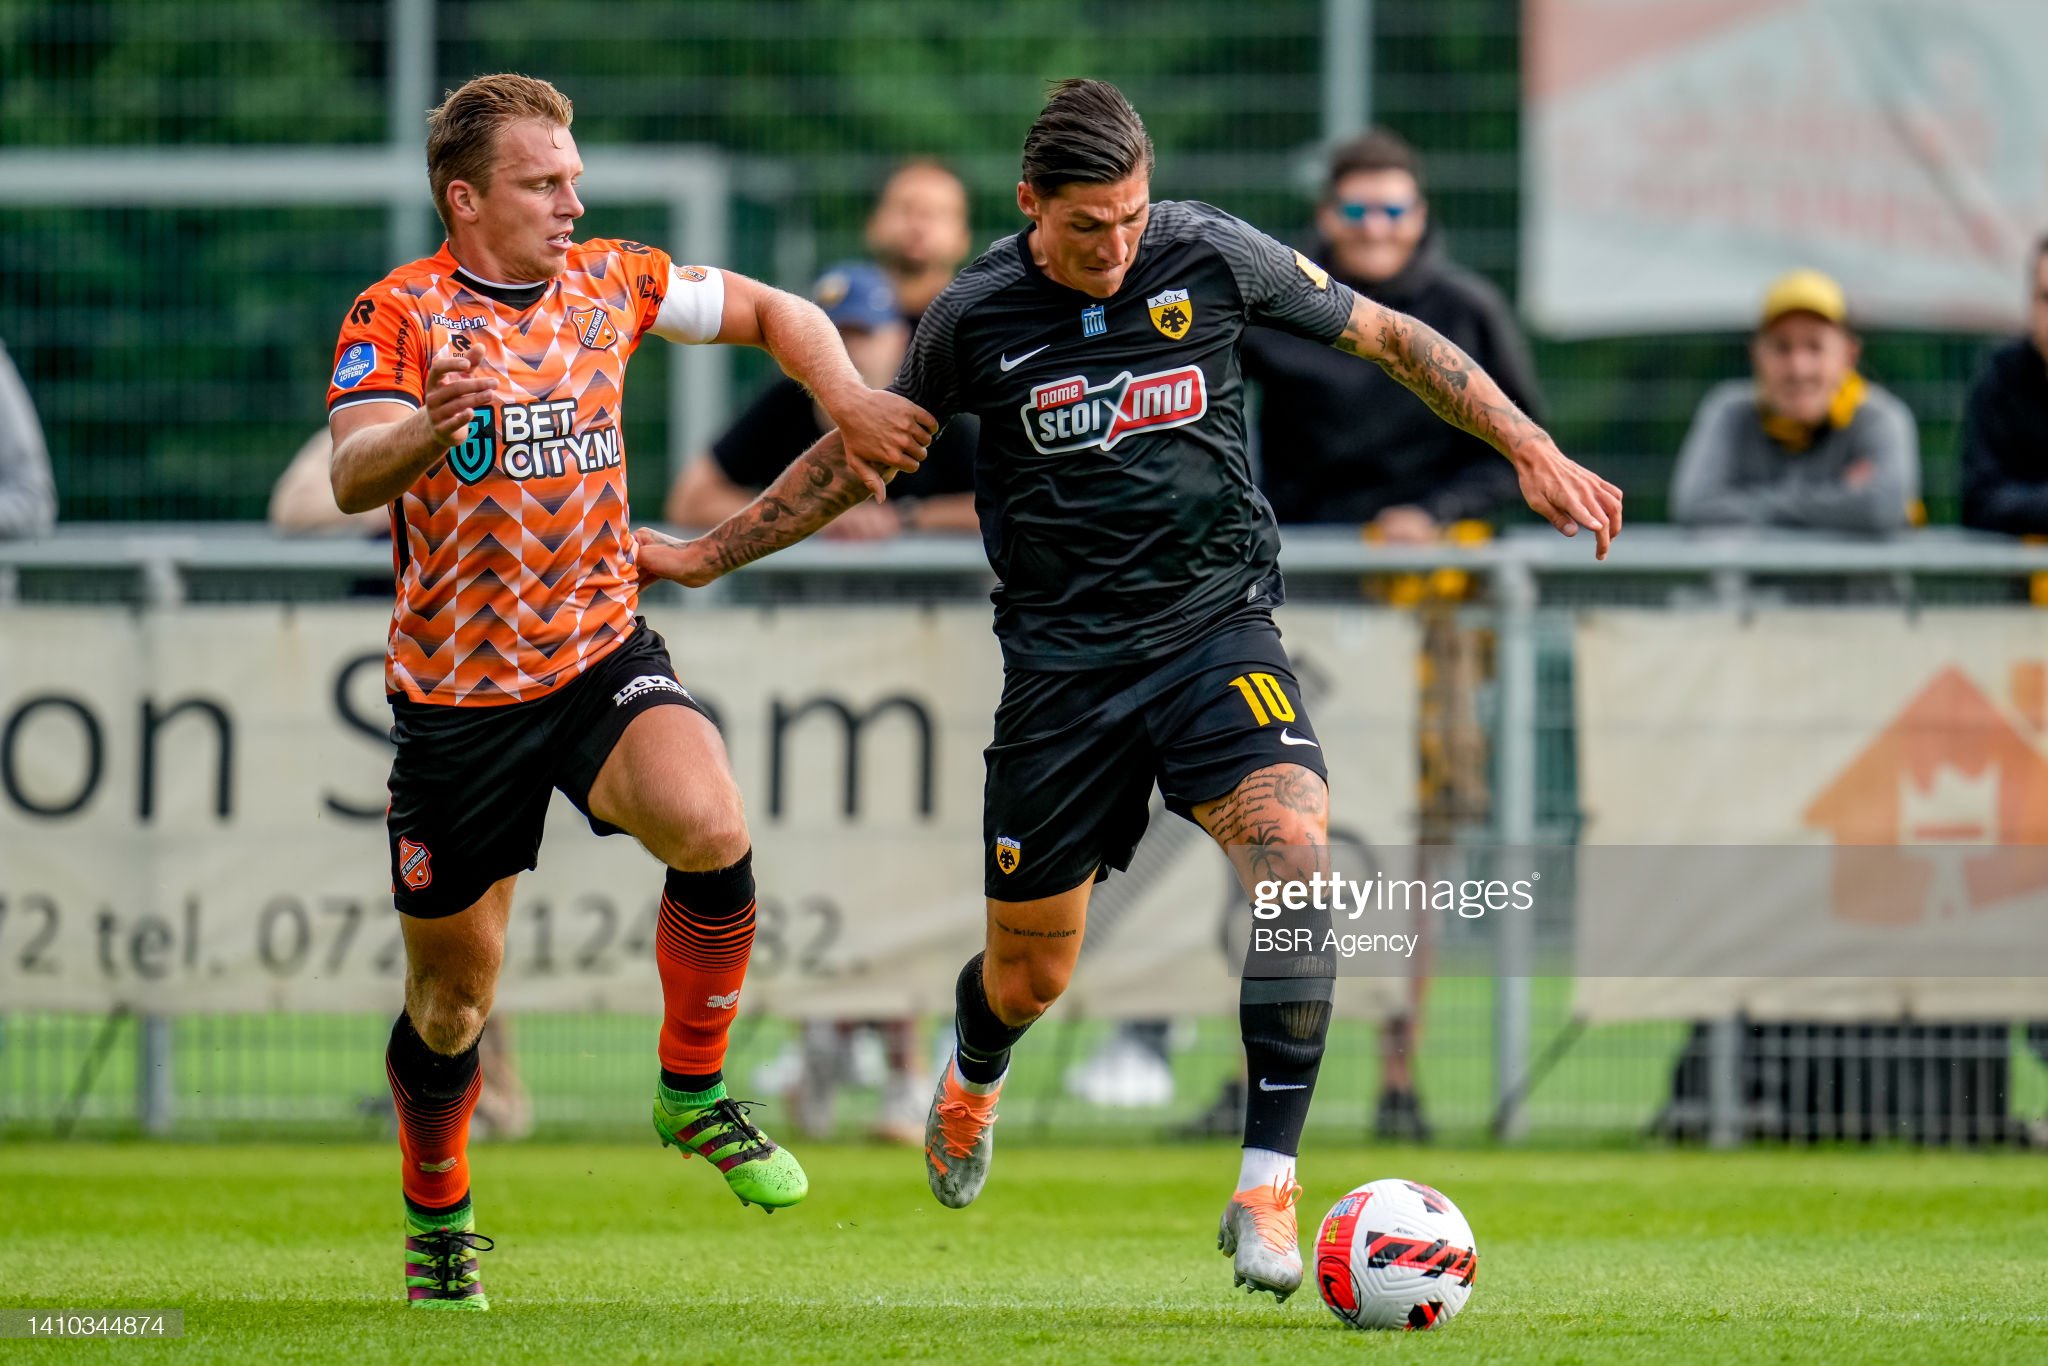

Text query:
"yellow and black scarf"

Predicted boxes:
[[1759, 371, 1866, 452]]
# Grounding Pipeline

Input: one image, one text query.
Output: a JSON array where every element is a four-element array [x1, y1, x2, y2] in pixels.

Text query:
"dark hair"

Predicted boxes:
[[426, 73, 575, 232], [1020, 78, 1154, 195], [1324, 128, 1425, 200], [2036, 230, 2048, 267]]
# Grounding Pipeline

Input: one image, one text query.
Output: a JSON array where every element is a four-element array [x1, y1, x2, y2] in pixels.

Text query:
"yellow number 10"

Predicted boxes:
[[1228, 672, 1296, 726]]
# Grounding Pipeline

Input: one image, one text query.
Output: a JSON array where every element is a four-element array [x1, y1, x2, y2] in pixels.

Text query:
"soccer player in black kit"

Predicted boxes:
[[640, 79, 1621, 1301]]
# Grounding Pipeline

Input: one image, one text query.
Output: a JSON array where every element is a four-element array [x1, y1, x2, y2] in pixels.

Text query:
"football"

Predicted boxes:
[[1314, 1178, 1479, 1331]]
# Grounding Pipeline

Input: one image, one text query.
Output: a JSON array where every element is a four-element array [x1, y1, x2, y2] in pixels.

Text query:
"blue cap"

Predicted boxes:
[[812, 261, 901, 331]]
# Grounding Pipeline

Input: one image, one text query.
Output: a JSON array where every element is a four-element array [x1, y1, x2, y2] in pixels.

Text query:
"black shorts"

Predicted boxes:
[[983, 609, 1329, 901], [385, 620, 712, 918]]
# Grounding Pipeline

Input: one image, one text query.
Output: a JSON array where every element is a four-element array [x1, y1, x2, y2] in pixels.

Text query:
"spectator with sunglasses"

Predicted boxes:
[[1243, 128, 1541, 537], [1233, 129, 1546, 1142]]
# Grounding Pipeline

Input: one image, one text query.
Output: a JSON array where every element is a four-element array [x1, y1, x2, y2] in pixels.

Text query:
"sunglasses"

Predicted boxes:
[[1331, 199, 1416, 224]]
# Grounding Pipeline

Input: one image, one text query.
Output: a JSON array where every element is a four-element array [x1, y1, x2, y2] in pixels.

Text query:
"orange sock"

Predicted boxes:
[[386, 1011, 481, 1214], [655, 854, 757, 1082]]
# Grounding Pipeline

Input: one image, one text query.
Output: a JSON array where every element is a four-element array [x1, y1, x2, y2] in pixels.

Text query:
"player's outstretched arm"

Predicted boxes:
[[1335, 296, 1624, 558], [329, 351, 496, 513], [715, 273, 936, 502], [635, 428, 874, 588]]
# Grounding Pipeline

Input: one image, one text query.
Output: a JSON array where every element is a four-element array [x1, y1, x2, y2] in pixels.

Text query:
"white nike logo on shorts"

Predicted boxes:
[[1258, 1078, 1308, 1092], [1279, 728, 1319, 748], [998, 344, 1050, 372]]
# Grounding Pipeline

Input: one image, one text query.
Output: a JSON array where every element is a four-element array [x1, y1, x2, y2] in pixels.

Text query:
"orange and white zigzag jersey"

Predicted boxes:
[[327, 240, 724, 706]]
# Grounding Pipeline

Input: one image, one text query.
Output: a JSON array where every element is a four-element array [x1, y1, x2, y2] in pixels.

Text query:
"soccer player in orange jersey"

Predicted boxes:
[[325, 73, 935, 1311]]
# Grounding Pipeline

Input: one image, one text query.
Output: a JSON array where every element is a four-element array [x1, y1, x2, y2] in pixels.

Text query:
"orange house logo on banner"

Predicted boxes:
[[1803, 665, 2048, 925]]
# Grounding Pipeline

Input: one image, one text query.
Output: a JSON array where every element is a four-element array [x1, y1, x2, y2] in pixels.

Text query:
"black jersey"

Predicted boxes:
[[891, 199, 1358, 670]]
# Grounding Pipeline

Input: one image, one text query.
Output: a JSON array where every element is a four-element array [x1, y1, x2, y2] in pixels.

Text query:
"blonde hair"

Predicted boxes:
[[425, 73, 575, 232]]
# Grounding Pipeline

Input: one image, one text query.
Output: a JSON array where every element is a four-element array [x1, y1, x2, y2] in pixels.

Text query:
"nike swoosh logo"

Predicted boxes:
[[999, 344, 1050, 372], [1279, 728, 1319, 748], [1258, 1078, 1308, 1092]]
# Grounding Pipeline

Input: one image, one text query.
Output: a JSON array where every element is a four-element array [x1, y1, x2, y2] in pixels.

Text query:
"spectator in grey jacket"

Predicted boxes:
[[1671, 270, 1918, 534], [0, 339, 55, 538]]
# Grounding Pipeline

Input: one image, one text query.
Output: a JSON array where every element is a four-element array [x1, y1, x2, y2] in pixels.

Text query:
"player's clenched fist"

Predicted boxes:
[[821, 387, 938, 502], [424, 351, 498, 448]]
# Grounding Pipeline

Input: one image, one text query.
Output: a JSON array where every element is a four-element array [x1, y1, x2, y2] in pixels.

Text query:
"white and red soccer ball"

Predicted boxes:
[[1314, 1178, 1479, 1331]]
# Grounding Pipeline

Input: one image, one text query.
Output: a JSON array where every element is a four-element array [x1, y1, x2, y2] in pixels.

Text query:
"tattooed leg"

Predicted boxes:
[[979, 878, 1094, 1028], [929, 882, 1092, 1208], [1193, 762, 1331, 893], [1195, 764, 1335, 1159]]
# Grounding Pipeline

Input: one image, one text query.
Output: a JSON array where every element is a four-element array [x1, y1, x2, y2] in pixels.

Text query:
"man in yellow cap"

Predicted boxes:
[[1670, 269, 1918, 532]]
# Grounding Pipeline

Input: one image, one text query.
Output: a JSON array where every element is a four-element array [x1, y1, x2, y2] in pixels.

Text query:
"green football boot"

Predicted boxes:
[[405, 1206, 492, 1311], [653, 1083, 809, 1212]]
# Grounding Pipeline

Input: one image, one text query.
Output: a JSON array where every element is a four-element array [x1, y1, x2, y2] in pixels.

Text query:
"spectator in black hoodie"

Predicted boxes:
[[1244, 129, 1542, 538], [1961, 234, 2048, 536], [1240, 130, 1544, 1141]]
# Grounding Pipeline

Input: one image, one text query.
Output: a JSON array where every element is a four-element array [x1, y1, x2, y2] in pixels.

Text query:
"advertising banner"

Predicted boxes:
[[1573, 611, 2048, 1019], [1525, 0, 2048, 334], [0, 605, 1417, 1018]]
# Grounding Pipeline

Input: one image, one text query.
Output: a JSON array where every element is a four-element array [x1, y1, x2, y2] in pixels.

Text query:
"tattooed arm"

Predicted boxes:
[[635, 429, 879, 587], [1337, 295, 1625, 558]]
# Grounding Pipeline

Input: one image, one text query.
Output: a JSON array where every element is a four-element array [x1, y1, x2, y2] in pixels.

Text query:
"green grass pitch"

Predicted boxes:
[[3, 1141, 2044, 1363]]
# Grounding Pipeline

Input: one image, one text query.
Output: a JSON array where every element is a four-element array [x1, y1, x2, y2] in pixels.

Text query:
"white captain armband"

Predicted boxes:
[[650, 263, 726, 344]]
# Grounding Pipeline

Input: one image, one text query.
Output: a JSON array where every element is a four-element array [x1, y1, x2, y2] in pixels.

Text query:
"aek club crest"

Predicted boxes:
[[1147, 287, 1193, 340]]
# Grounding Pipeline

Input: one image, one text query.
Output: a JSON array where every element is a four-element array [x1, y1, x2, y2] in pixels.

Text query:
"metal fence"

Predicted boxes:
[[0, 0, 2008, 524], [3, 527, 2045, 1146]]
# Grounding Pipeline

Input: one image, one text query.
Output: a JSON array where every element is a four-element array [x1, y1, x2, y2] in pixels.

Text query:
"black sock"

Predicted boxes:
[[662, 853, 756, 926], [1239, 979, 1332, 1154], [660, 1068, 725, 1095], [387, 1009, 479, 1101], [952, 952, 1030, 1085]]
